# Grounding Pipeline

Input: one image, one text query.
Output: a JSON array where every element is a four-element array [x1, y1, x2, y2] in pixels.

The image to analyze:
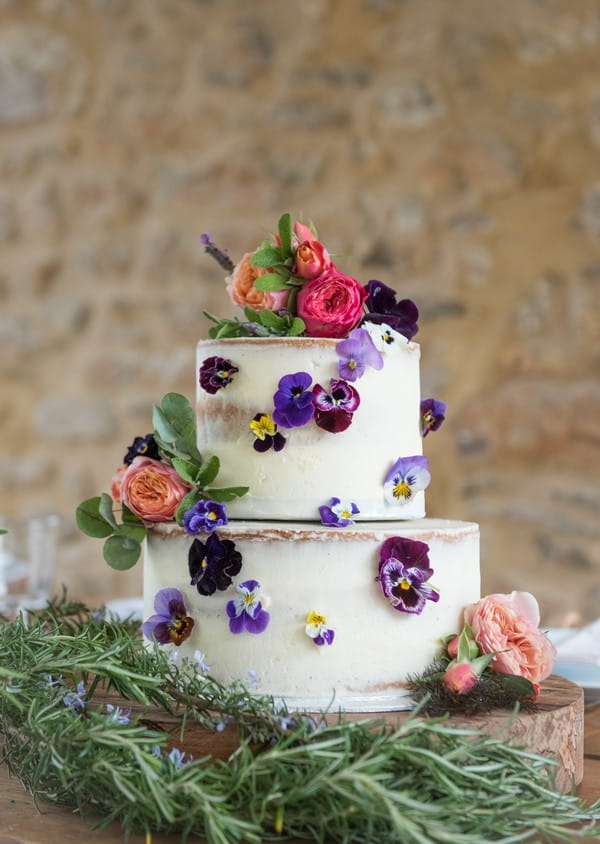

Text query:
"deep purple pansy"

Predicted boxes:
[[363, 280, 419, 340], [376, 536, 439, 614], [123, 434, 161, 466], [188, 532, 242, 596], [312, 379, 360, 433], [249, 413, 286, 452], [305, 610, 335, 647], [383, 455, 431, 504], [319, 497, 360, 527], [226, 579, 270, 635], [420, 398, 447, 437], [182, 499, 228, 535], [272, 371, 315, 428], [199, 356, 239, 394], [142, 588, 195, 645], [336, 328, 383, 382]]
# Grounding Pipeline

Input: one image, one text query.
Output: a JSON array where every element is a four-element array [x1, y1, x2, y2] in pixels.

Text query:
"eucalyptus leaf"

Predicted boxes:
[[171, 457, 201, 485], [76, 497, 114, 539], [102, 534, 141, 570], [98, 493, 118, 530], [152, 406, 177, 444], [253, 274, 290, 292], [195, 455, 220, 488], [160, 394, 195, 439], [175, 488, 205, 525], [115, 522, 147, 543], [204, 486, 249, 503]]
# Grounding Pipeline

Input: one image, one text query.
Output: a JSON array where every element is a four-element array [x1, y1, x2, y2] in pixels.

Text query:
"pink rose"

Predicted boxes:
[[293, 221, 316, 244], [446, 635, 460, 660], [464, 591, 557, 684], [226, 251, 290, 312], [296, 269, 368, 338], [120, 457, 191, 524], [110, 465, 127, 503], [295, 240, 332, 279], [443, 662, 478, 694]]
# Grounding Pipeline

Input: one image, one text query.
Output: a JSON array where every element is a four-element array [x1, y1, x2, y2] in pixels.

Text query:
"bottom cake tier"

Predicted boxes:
[[143, 518, 480, 711]]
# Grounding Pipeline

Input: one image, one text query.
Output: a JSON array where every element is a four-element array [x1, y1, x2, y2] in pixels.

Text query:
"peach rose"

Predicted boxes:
[[443, 662, 478, 694], [464, 591, 556, 683], [110, 465, 127, 503], [296, 269, 368, 338], [295, 240, 332, 279], [120, 456, 191, 524], [226, 251, 290, 312]]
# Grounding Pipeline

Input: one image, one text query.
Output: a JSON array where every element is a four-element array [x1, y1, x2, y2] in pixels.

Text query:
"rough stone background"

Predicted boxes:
[[0, 0, 598, 625]]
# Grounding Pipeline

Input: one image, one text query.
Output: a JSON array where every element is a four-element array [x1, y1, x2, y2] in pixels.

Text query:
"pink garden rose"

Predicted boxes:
[[226, 251, 290, 312], [295, 240, 332, 279], [110, 465, 127, 504], [120, 456, 191, 524], [443, 662, 478, 694], [297, 269, 368, 338], [464, 591, 556, 684]]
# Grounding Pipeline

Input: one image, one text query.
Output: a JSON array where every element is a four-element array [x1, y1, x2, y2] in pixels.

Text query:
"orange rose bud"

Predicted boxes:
[[443, 662, 479, 695]]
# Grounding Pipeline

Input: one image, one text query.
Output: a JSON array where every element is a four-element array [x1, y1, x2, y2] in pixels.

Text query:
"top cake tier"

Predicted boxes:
[[196, 335, 427, 521]]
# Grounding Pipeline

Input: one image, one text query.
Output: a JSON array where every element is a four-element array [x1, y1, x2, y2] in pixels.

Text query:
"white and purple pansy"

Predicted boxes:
[[363, 320, 407, 353], [383, 455, 431, 505], [335, 327, 383, 382], [226, 579, 270, 635], [272, 371, 315, 428], [142, 587, 195, 646], [305, 610, 335, 647], [319, 497, 360, 527], [376, 536, 439, 615], [312, 378, 360, 433]]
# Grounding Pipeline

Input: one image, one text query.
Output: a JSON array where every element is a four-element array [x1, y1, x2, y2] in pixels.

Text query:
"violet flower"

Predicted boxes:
[[63, 680, 87, 713], [188, 532, 242, 596], [272, 371, 315, 428], [383, 455, 431, 505], [336, 328, 383, 382], [105, 704, 131, 725], [420, 398, 447, 437], [168, 747, 194, 768], [142, 588, 195, 646], [199, 356, 239, 394], [305, 610, 335, 646], [182, 499, 228, 535], [319, 497, 360, 527], [249, 413, 286, 452], [226, 579, 270, 634], [376, 536, 439, 614], [363, 280, 419, 340], [312, 379, 360, 434], [123, 433, 160, 465]]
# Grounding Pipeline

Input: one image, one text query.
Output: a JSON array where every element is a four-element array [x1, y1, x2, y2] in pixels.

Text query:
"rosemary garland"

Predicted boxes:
[[1, 594, 598, 843]]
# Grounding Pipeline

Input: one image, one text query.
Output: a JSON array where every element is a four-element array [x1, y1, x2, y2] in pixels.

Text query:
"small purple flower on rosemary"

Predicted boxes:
[[188, 532, 242, 596], [336, 328, 383, 382], [363, 280, 419, 340], [319, 497, 360, 527], [182, 499, 228, 535], [167, 747, 194, 768], [420, 398, 447, 437], [376, 536, 439, 614], [383, 455, 431, 505], [312, 379, 360, 434], [305, 610, 335, 647], [105, 704, 131, 725], [142, 588, 195, 646], [200, 231, 235, 272], [199, 356, 239, 394], [123, 433, 161, 466], [226, 579, 270, 635], [272, 371, 315, 428], [249, 413, 286, 452], [63, 680, 87, 713]]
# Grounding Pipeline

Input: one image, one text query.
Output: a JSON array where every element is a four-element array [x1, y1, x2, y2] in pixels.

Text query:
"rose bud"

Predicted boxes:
[[446, 635, 460, 659], [443, 662, 479, 695], [295, 240, 332, 280]]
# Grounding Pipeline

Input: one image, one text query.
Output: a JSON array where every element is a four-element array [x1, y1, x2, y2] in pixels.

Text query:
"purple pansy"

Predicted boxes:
[[305, 610, 335, 647], [383, 456, 431, 505], [199, 356, 239, 394], [188, 532, 242, 596], [272, 371, 315, 428], [312, 379, 360, 434], [376, 536, 439, 614], [420, 398, 447, 437], [249, 413, 286, 452], [226, 579, 270, 635], [182, 499, 228, 535], [363, 280, 419, 340], [123, 433, 161, 466], [336, 328, 383, 382], [319, 497, 360, 527], [142, 588, 195, 646]]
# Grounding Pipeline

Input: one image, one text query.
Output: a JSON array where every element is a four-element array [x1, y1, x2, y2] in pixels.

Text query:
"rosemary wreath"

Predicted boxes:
[[0, 594, 598, 843]]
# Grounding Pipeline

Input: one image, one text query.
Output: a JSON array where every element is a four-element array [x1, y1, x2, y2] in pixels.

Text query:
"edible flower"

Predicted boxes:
[[250, 412, 286, 452], [199, 356, 239, 394], [182, 499, 228, 535], [319, 497, 360, 527], [312, 379, 360, 433], [142, 587, 195, 645], [336, 327, 383, 382], [226, 579, 270, 634], [123, 433, 161, 465], [363, 279, 419, 340], [376, 536, 439, 614], [420, 398, 447, 437], [188, 532, 242, 596], [63, 680, 87, 713], [272, 371, 315, 428], [363, 320, 406, 352], [305, 610, 335, 646], [383, 455, 431, 505]]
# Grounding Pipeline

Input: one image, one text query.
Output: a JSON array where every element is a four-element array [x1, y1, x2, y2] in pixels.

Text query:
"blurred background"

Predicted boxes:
[[0, 0, 598, 623]]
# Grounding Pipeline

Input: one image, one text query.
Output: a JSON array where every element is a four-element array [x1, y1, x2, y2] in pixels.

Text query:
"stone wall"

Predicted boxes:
[[0, 0, 598, 623]]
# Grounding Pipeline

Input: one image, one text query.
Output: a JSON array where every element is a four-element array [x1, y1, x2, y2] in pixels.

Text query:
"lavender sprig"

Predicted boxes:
[[200, 232, 235, 272]]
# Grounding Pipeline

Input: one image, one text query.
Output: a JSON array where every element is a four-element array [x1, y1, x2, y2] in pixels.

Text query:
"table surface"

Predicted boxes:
[[1, 699, 598, 844]]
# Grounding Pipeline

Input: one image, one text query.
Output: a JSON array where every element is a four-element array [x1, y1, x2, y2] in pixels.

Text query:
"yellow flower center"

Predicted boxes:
[[245, 593, 255, 606], [201, 557, 208, 570], [393, 480, 411, 500], [250, 414, 276, 440], [218, 370, 230, 379], [307, 610, 326, 626], [399, 579, 411, 591], [348, 360, 356, 370], [423, 410, 434, 427], [341, 510, 351, 519], [208, 511, 217, 520]]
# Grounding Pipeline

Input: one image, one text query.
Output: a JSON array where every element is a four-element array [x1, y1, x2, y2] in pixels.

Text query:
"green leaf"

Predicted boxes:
[[152, 406, 178, 444], [160, 393, 195, 438], [257, 309, 285, 329], [175, 488, 205, 525], [103, 534, 141, 570], [204, 486, 249, 503], [253, 274, 290, 292], [76, 497, 114, 539], [289, 317, 306, 336], [121, 504, 143, 525], [98, 493, 118, 530], [470, 653, 496, 675], [250, 247, 284, 268], [195, 455, 220, 488], [115, 522, 147, 543], [278, 212, 292, 254], [171, 457, 200, 485], [493, 672, 536, 696]]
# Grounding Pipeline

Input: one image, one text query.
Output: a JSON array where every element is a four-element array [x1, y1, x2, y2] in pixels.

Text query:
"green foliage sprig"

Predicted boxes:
[[0, 594, 598, 843], [204, 307, 305, 339]]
